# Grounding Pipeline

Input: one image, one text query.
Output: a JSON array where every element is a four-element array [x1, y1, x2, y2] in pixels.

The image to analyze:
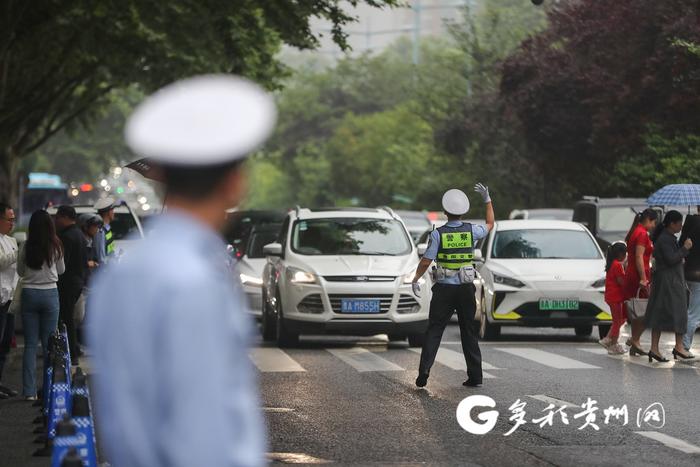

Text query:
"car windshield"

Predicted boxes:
[[598, 206, 645, 232], [492, 229, 601, 259], [292, 218, 412, 256], [247, 231, 280, 259], [110, 212, 140, 240]]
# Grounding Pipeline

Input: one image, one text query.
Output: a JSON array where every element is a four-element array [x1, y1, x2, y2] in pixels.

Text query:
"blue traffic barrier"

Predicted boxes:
[[34, 355, 71, 457], [50, 414, 80, 467], [70, 394, 98, 466], [42, 331, 63, 417], [59, 447, 83, 467], [58, 323, 72, 380]]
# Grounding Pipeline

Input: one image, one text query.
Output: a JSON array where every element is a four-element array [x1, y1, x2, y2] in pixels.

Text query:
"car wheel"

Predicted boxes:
[[597, 324, 611, 340], [261, 290, 276, 341], [387, 334, 406, 342], [275, 291, 299, 348], [575, 325, 593, 337], [407, 334, 425, 347], [479, 293, 501, 340]]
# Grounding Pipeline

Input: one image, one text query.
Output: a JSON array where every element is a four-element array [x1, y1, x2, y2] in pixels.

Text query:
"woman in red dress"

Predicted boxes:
[[624, 209, 658, 356]]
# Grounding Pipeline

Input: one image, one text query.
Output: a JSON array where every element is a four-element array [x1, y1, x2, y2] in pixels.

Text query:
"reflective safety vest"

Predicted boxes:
[[105, 228, 115, 256], [436, 223, 474, 270]]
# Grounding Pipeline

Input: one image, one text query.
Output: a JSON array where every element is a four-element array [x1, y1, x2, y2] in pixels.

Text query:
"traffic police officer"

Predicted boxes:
[[93, 197, 117, 264], [411, 184, 495, 388], [88, 75, 276, 467]]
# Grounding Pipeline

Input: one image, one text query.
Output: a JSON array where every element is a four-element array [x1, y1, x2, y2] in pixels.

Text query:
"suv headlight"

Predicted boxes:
[[287, 266, 317, 284], [591, 277, 606, 288], [493, 273, 525, 288], [403, 271, 426, 285], [240, 273, 263, 287]]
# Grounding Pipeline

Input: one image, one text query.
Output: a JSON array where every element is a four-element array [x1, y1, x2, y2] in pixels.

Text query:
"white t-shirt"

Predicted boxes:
[[0, 233, 18, 303], [17, 245, 65, 290]]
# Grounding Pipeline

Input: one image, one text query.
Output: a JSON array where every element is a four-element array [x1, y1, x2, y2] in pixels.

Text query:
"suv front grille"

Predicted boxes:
[[297, 294, 324, 314], [323, 276, 396, 282], [328, 294, 393, 314], [396, 295, 420, 314]]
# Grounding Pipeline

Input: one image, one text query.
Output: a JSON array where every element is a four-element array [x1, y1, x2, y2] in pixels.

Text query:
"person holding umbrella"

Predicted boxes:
[[645, 210, 694, 361]]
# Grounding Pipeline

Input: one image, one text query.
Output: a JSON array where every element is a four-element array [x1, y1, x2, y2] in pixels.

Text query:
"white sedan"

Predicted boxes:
[[475, 220, 611, 340]]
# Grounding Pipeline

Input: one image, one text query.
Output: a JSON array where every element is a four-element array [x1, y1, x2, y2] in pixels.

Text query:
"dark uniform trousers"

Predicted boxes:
[[58, 282, 82, 360], [0, 300, 14, 380], [418, 283, 483, 382]]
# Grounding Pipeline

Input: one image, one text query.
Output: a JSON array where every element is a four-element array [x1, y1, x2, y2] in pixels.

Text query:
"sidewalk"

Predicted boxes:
[[0, 336, 92, 467]]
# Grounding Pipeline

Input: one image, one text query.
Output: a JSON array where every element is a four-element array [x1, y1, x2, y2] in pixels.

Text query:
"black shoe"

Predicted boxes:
[[462, 379, 483, 387], [415, 373, 428, 388], [629, 344, 646, 357], [0, 384, 18, 397], [672, 348, 695, 360], [648, 350, 669, 363]]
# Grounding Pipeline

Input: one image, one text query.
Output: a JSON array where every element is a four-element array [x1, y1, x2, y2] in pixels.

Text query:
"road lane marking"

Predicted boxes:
[[263, 407, 295, 413], [267, 452, 332, 464], [577, 347, 694, 369], [495, 347, 600, 369], [327, 347, 404, 372], [249, 348, 306, 372], [527, 394, 577, 408], [409, 348, 497, 378], [635, 431, 700, 454]]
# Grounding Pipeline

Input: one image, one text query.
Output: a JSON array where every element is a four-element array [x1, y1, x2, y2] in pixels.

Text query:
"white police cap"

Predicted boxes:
[[442, 189, 470, 216], [94, 197, 116, 213], [124, 74, 277, 166]]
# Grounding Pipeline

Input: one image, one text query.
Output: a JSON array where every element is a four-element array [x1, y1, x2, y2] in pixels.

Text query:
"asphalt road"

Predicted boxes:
[[2, 325, 698, 466], [258, 325, 700, 466]]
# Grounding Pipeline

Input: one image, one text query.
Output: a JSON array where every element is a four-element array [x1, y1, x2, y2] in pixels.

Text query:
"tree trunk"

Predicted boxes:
[[0, 147, 20, 209]]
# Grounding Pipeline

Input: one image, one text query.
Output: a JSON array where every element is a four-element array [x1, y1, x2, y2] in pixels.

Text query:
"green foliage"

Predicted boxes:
[[612, 130, 700, 197], [0, 0, 400, 204]]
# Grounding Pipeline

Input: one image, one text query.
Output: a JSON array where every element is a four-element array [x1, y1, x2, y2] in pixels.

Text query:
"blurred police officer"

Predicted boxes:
[[93, 197, 116, 265], [411, 185, 495, 388], [88, 75, 276, 467]]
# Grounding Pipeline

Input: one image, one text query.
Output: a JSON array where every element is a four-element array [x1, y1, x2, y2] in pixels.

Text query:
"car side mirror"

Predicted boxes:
[[417, 243, 428, 256], [263, 242, 283, 257], [473, 248, 484, 262]]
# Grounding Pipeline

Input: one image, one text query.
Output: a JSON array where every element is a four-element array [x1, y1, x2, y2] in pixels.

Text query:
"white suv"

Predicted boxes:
[[261, 207, 430, 347]]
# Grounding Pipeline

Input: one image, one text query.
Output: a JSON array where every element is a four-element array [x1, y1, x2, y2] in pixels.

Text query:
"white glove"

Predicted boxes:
[[412, 282, 421, 297], [474, 183, 491, 203]]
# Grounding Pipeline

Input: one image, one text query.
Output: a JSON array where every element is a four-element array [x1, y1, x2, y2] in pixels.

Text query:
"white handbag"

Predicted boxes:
[[625, 288, 647, 321]]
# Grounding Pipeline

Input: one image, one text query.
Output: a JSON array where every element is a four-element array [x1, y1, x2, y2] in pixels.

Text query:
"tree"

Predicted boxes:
[[500, 0, 700, 202], [0, 0, 399, 205]]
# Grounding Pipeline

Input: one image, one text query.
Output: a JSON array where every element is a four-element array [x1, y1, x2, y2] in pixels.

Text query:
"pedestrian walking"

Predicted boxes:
[[17, 210, 64, 400], [680, 214, 700, 351], [0, 202, 19, 399], [645, 210, 694, 362], [623, 208, 658, 357], [412, 185, 495, 388], [55, 205, 88, 362], [88, 75, 276, 467], [599, 242, 628, 354], [93, 198, 117, 265]]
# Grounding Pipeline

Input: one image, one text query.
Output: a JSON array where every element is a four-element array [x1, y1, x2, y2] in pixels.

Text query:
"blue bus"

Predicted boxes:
[[19, 172, 70, 226]]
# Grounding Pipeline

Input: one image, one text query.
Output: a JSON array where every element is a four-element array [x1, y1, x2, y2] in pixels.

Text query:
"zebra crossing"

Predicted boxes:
[[249, 343, 700, 375]]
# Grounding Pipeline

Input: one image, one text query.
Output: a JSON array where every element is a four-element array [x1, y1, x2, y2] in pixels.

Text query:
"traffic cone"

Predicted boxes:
[[71, 394, 98, 466], [50, 414, 80, 467]]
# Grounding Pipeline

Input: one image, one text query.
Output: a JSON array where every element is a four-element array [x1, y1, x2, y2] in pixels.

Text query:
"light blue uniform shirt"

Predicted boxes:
[[423, 221, 488, 285], [93, 224, 110, 265], [88, 211, 265, 467]]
